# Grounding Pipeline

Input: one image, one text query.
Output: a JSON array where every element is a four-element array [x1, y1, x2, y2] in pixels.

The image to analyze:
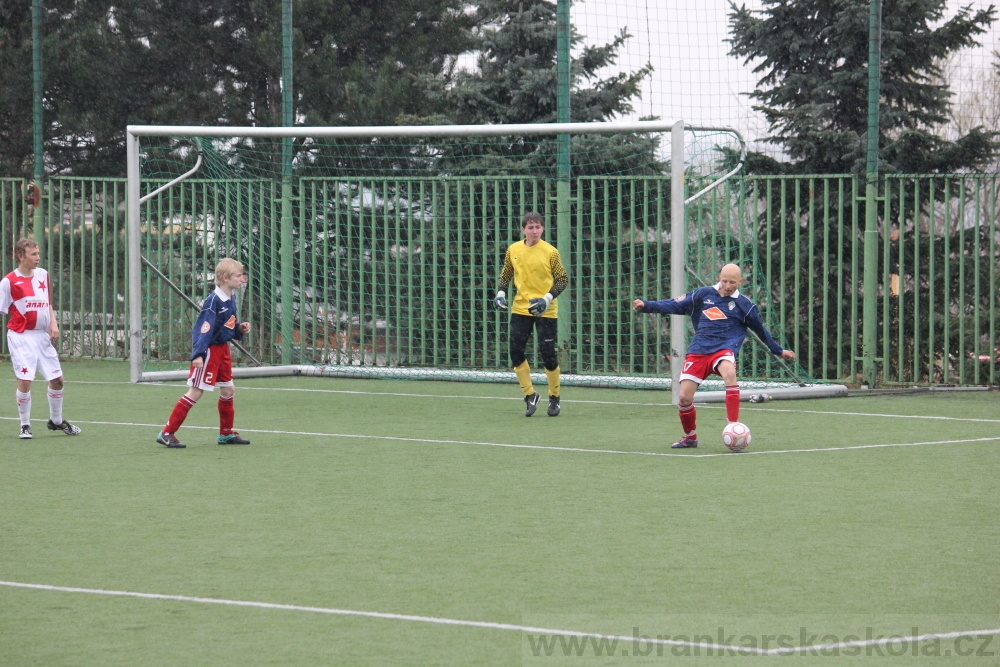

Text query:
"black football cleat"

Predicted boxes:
[[48, 419, 81, 435], [156, 431, 186, 448], [547, 395, 560, 417], [524, 392, 540, 417]]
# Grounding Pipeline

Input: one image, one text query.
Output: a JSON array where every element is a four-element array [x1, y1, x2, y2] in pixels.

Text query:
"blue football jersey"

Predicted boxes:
[[191, 287, 243, 361], [637, 284, 784, 357]]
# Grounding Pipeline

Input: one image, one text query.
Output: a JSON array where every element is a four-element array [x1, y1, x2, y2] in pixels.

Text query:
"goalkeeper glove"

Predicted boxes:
[[492, 291, 508, 311], [528, 293, 553, 316]]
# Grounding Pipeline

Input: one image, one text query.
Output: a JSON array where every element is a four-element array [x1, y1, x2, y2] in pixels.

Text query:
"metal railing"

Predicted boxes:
[[1, 174, 996, 386]]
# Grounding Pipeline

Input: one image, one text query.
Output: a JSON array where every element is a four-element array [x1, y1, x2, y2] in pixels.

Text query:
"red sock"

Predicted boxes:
[[165, 395, 196, 434], [218, 394, 234, 435], [726, 384, 741, 423], [678, 404, 697, 437]]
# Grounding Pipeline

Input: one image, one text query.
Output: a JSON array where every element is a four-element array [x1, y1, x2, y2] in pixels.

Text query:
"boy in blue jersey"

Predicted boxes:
[[156, 258, 251, 449], [632, 263, 795, 448]]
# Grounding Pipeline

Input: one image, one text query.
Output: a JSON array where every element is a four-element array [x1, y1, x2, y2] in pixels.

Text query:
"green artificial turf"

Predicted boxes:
[[1, 360, 997, 665]]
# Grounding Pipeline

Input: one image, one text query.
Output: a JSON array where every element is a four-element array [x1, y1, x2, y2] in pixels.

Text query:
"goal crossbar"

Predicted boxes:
[[128, 120, 732, 139]]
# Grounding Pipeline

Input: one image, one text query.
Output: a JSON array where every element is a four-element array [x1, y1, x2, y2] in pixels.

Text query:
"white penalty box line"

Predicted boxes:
[[74, 379, 1000, 424], [2, 580, 998, 657], [28, 378, 1000, 425], [2, 415, 998, 459], [182, 429, 1000, 459]]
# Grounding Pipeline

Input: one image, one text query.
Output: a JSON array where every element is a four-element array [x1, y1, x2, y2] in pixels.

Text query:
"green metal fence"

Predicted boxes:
[[0, 179, 31, 243], [743, 174, 999, 386], [1, 174, 997, 386], [0, 177, 129, 359], [881, 175, 999, 386], [44, 177, 129, 359], [746, 175, 862, 384]]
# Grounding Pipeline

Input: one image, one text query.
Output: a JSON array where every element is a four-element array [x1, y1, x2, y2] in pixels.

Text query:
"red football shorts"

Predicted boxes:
[[187, 342, 234, 392], [680, 349, 736, 384]]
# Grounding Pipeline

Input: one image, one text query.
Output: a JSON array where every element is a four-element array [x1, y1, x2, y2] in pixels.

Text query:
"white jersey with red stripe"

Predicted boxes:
[[0, 268, 52, 333]]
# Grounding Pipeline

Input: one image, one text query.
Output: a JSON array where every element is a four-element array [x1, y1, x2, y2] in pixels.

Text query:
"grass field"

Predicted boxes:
[[1, 359, 998, 665]]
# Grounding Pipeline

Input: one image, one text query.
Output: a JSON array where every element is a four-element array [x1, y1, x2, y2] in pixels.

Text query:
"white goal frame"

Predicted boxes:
[[125, 120, 844, 401]]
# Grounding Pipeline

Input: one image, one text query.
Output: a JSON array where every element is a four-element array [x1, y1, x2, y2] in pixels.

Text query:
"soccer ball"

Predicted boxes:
[[722, 422, 751, 452]]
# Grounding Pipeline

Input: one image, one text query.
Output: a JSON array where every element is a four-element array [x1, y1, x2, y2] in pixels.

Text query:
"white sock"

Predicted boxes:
[[16, 391, 31, 426], [47, 387, 64, 425]]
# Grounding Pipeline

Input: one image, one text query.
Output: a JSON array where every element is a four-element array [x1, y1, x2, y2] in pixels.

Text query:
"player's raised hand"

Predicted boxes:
[[632, 299, 646, 310], [492, 291, 508, 311]]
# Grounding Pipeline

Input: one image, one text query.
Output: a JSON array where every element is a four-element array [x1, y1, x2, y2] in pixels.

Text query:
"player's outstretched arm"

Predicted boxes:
[[633, 294, 691, 315], [743, 302, 791, 357]]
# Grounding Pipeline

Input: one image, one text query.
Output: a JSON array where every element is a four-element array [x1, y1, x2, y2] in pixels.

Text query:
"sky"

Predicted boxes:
[[572, 0, 999, 155]]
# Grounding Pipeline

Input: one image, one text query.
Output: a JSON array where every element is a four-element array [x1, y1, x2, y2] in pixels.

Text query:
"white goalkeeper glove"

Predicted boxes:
[[492, 291, 508, 311], [528, 293, 553, 316]]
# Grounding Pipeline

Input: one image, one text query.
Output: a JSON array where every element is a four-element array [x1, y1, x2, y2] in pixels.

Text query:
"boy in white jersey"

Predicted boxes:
[[0, 239, 82, 439]]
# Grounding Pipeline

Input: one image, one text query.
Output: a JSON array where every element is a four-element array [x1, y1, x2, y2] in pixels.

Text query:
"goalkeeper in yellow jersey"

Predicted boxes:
[[493, 212, 569, 417]]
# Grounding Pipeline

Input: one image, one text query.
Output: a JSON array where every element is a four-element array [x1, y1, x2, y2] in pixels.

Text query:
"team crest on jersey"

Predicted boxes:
[[702, 306, 727, 321], [224, 315, 237, 329], [729, 302, 735, 310], [200, 321, 211, 334]]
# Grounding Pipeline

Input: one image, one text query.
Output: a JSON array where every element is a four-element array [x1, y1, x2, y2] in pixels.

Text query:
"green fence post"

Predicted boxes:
[[862, 0, 883, 387], [556, 0, 572, 357]]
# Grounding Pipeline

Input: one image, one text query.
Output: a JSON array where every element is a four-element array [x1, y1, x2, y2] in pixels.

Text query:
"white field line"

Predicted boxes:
[[3, 415, 997, 459], [67, 379, 1000, 424], [1, 580, 998, 657]]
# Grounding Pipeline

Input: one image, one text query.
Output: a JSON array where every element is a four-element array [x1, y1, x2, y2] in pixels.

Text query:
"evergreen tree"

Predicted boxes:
[[729, 0, 999, 375], [728, 0, 998, 175], [405, 0, 660, 178], [434, 0, 650, 126], [0, 0, 36, 177], [0, 0, 475, 177], [296, 0, 474, 128], [1, 0, 247, 176]]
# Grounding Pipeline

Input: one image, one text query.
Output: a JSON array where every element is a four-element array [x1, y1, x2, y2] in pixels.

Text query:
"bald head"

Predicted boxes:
[[718, 264, 742, 297], [720, 264, 741, 280]]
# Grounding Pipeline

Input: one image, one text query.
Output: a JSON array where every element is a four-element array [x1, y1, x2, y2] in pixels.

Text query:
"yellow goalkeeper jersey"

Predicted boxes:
[[498, 239, 568, 318]]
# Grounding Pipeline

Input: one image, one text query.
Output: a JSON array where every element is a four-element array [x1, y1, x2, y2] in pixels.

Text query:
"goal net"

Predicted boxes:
[[126, 121, 832, 398]]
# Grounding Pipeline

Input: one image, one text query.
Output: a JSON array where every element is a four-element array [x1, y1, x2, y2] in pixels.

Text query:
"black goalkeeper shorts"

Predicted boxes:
[[508, 313, 558, 370]]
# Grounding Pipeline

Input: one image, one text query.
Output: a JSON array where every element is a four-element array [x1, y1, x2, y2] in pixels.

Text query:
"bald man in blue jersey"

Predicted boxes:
[[633, 263, 796, 448]]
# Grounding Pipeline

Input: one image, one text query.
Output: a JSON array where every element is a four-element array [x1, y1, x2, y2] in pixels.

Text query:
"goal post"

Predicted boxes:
[[125, 120, 842, 400]]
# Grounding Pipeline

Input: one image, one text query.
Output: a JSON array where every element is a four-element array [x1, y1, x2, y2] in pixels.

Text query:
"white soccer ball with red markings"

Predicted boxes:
[[722, 422, 751, 452]]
